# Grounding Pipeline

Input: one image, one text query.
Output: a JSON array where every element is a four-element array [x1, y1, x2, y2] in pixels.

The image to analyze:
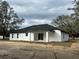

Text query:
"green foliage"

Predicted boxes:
[[0, 1, 24, 38], [52, 15, 76, 36], [0, 1, 24, 31], [52, 0, 79, 36]]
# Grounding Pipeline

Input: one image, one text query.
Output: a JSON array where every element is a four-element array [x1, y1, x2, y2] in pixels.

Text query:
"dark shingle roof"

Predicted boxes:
[[10, 24, 63, 33]]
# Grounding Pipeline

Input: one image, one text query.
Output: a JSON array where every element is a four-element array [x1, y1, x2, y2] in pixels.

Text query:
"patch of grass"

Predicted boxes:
[[70, 39, 79, 43], [51, 39, 79, 47], [49, 42, 72, 47]]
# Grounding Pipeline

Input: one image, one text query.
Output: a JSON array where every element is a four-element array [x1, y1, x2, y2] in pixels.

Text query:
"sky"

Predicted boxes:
[[7, 0, 73, 27]]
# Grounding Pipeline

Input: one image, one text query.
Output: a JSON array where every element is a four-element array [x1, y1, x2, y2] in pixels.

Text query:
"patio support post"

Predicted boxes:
[[46, 32, 49, 42]]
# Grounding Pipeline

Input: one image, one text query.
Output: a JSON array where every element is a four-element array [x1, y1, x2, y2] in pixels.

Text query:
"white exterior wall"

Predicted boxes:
[[0, 36, 3, 39], [61, 32, 69, 41], [46, 32, 49, 42], [30, 33, 34, 41], [10, 32, 34, 41], [48, 30, 61, 42], [48, 30, 69, 42], [10, 30, 69, 42], [10, 32, 46, 42]]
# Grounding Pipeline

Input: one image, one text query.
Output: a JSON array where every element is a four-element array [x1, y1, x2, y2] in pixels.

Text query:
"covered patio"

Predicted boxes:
[[33, 32, 49, 42]]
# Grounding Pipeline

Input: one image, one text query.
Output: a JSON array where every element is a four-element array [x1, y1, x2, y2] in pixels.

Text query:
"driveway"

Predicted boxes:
[[0, 40, 79, 59]]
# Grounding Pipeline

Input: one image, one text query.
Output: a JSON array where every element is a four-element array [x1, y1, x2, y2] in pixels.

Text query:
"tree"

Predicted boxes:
[[0, 1, 24, 39], [52, 0, 79, 37], [68, 0, 79, 36], [52, 15, 76, 37], [71, 0, 79, 33]]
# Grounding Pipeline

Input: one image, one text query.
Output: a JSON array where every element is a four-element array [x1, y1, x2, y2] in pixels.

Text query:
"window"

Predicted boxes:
[[12, 33, 14, 38], [26, 33, 28, 36], [17, 33, 19, 38], [38, 33, 43, 40]]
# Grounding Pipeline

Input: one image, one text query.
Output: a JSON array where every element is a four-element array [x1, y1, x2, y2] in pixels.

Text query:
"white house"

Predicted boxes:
[[10, 24, 69, 42]]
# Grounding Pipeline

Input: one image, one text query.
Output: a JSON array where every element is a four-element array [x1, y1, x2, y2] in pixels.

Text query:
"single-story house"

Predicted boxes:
[[10, 24, 69, 42]]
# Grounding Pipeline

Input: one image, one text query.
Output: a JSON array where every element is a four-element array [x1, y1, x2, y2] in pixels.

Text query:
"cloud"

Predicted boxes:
[[7, 0, 73, 27], [21, 19, 51, 28]]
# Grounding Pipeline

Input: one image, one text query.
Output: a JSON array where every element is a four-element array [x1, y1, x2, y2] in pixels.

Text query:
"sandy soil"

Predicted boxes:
[[0, 40, 78, 59]]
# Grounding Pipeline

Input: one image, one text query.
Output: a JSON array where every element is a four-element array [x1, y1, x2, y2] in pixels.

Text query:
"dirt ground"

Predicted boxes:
[[0, 40, 79, 59]]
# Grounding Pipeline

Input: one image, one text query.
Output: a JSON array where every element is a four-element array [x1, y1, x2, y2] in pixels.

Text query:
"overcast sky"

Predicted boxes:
[[7, 0, 73, 27]]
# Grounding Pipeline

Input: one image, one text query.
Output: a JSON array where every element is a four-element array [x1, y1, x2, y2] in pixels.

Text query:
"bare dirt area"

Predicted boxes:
[[0, 40, 79, 59]]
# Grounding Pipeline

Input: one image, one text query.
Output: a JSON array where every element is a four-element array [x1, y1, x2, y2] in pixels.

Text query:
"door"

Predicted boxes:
[[38, 33, 43, 40]]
